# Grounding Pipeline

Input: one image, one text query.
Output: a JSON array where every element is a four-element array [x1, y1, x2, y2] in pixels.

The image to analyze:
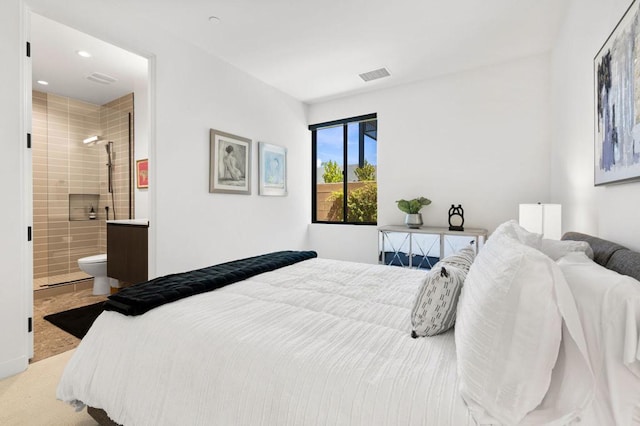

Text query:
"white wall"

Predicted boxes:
[[150, 38, 311, 275], [551, 0, 640, 251], [308, 54, 553, 262], [133, 61, 150, 220], [0, 0, 29, 380], [0, 0, 310, 379]]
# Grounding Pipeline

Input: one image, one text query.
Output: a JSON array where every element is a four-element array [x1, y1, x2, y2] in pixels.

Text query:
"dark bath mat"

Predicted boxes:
[[44, 301, 106, 339]]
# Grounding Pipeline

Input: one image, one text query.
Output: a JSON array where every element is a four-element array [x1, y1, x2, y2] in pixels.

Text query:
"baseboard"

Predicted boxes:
[[0, 355, 28, 381]]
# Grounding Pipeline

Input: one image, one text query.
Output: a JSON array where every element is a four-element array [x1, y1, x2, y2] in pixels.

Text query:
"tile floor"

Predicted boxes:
[[32, 281, 107, 363]]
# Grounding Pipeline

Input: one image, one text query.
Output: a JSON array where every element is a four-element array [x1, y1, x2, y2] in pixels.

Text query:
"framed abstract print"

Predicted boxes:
[[136, 159, 148, 189], [595, 0, 640, 185], [258, 142, 287, 196]]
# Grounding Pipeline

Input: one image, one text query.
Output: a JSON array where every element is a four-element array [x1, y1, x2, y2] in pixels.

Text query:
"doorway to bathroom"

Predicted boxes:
[[32, 93, 134, 290], [30, 13, 149, 293]]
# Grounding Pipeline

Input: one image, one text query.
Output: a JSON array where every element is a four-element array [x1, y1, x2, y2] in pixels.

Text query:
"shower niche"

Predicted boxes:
[[32, 91, 135, 289], [68, 194, 100, 221]]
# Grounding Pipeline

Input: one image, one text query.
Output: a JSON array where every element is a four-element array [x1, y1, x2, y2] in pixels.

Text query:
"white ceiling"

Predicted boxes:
[[31, 0, 570, 105], [30, 13, 147, 106]]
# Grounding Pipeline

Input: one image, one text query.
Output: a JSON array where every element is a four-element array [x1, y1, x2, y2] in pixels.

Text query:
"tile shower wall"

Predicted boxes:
[[32, 91, 134, 289]]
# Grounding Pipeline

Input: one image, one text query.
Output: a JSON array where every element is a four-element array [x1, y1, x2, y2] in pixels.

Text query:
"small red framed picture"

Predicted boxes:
[[136, 159, 148, 189]]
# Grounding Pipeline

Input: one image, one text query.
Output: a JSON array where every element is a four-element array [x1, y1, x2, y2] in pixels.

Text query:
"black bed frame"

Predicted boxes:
[[87, 407, 121, 426]]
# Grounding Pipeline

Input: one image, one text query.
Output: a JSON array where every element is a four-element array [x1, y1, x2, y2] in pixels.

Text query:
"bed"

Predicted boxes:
[[56, 223, 640, 426]]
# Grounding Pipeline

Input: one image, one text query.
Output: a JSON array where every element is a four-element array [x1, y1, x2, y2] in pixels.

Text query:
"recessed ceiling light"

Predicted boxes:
[[37, 80, 49, 86], [208, 16, 221, 23], [77, 50, 92, 58]]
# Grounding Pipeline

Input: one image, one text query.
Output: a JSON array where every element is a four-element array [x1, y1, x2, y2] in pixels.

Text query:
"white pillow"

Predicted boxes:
[[411, 246, 475, 337], [455, 228, 562, 424], [492, 219, 543, 249], [541, 239, 594, 261], [557, 252, 640, 424]]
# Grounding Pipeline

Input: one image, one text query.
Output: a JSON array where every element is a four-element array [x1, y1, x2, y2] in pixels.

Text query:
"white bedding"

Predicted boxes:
[[57, 258, 476, 426], [557, 253, 640, 425]]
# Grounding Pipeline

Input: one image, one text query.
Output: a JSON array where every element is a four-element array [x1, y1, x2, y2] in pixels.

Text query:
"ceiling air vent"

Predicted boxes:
[[359, 67, 391, 82], [86, 72, 118, 85]]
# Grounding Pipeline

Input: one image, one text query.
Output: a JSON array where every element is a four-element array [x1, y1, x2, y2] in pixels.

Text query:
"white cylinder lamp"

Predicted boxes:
[[518, 203, 562, 240]]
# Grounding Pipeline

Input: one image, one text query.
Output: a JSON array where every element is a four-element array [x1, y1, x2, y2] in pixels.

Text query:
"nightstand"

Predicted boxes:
[[378, 225, 488, 269]]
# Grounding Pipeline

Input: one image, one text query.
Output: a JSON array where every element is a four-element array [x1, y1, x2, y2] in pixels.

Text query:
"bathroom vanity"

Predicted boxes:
[[107, 219, 149, 286]]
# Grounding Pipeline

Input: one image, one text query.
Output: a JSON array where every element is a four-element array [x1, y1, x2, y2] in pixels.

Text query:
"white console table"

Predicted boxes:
[[378, 225, 488, 269]]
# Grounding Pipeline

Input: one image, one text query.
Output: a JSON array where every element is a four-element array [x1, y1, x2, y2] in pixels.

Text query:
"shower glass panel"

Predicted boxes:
[[33, 91, 134, 289]]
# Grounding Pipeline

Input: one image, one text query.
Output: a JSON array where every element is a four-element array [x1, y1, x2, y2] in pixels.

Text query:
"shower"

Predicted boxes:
[[32, 91, 135, 290]]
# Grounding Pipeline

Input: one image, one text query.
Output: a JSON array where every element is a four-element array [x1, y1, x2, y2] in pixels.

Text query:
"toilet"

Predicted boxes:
[[77, 254, 117, 295]]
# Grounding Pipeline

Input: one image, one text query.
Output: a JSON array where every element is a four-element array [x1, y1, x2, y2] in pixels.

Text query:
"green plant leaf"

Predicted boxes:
[[396, 199, 411, 214], [416, 197, 431, 206], [396, 197, 431, 214]]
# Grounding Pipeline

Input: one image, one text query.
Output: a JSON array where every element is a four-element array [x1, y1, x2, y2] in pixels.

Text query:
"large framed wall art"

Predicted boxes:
[[209, 129, 252, 194], [594, 0, 640, 185]]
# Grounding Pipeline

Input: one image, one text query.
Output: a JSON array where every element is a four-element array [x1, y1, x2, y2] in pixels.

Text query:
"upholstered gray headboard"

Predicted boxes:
[[562, 232, 640, 282]]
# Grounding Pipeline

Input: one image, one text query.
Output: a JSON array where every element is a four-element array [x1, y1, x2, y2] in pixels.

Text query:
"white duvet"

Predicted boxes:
[[57, 258, 476, 426]]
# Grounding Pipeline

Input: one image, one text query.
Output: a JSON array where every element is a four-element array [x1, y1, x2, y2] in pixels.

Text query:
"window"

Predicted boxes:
[[310, 113, 377, 224]]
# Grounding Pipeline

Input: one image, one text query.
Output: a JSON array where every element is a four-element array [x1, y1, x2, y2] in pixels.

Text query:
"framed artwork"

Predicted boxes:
[[136, 159, 148, 189], [258, 142, 287, 196], [209, 129, 251, 194], [594, 0, 640, 185]]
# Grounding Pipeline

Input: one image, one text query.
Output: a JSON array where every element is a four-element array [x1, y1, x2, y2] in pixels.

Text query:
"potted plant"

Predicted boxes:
[[396, 197, 432, 228]]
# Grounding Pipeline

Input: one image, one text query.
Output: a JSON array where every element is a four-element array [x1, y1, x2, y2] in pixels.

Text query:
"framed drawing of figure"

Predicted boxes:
[[209, 129, 252, 195]]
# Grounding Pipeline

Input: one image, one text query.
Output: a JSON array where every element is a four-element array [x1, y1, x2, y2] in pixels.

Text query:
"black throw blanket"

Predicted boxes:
[[104, 250, 317, 316]]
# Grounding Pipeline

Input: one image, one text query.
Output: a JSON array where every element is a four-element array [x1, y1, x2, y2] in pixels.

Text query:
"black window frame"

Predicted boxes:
[[309, 113, 377, 225]]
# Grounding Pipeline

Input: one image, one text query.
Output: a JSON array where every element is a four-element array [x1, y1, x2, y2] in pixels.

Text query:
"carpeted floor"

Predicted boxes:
[[0, 350, 97, 425], [0, 286, 110, 425], [0, 287, 110, 425]]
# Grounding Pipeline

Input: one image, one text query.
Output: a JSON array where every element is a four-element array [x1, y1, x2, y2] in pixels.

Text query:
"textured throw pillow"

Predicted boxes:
[[411, 246, 476, 337], [455, 227, 563, 424]]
